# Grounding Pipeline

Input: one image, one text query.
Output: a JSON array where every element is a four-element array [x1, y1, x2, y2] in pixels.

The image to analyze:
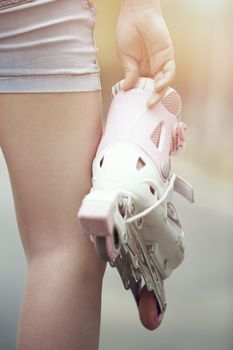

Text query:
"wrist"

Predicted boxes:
[[120, 0, 161, 13]]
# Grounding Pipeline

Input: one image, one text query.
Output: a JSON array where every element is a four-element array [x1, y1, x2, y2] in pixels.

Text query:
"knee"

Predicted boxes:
[[27, 243, 106, 285], [22, 225, 106, 282]]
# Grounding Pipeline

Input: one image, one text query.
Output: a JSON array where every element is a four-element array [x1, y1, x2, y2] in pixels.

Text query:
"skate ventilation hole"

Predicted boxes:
[[99, 156, 104, 167], [161, 90, 181, 117], [150, 186, 155, 195], [136, 157, 146, 170], [151, 122, 163, 148]]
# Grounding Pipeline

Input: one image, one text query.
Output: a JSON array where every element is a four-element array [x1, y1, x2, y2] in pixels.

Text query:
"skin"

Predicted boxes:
[[117, 0, 176, 107], [0, 92, 106, 350]]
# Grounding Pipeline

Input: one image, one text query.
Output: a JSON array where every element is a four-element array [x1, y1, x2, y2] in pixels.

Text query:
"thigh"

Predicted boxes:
[[0, 91, 103, 261]]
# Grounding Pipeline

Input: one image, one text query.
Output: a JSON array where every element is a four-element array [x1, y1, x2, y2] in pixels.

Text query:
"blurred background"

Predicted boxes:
[[0, 0, 233, 349]]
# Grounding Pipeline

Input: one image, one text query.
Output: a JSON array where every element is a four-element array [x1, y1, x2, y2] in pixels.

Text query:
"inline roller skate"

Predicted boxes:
[[77, 77, 194, 327]]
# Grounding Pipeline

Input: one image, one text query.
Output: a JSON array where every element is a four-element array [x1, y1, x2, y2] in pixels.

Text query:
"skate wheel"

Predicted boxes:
[[138, 285, 163, 331]]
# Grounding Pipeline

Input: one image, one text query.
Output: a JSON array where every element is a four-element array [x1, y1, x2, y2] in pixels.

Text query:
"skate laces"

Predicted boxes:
[[124, 174, 177, 224]]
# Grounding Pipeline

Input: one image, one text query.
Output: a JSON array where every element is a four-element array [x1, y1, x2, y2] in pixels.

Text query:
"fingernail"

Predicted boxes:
[[155, 78, 167, 92], [120, 80, 126, 90], [148, 96, 158, 108], [121, 80, 129, 91]]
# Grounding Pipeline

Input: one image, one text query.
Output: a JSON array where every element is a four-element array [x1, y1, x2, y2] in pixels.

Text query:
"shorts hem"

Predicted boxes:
[[0, 73, 102, 93]]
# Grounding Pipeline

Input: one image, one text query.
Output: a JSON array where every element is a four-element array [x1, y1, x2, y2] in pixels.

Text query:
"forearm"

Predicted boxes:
[[120, 0, 161, 13]]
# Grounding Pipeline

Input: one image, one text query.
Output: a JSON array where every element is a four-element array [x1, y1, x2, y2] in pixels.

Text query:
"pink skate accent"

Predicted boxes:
[[171, 122, 188, 155], [151, 122, 163, 148], [78, 198, 115, 237], [178, 122, 187, 142], [161, 90, 182, 117]]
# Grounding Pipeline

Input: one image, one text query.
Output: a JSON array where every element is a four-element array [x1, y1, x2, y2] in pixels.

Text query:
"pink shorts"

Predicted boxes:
[[0, 0, 101, 93]]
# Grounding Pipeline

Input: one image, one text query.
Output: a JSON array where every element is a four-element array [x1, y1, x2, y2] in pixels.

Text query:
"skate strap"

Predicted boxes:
[[173, 175, 194, 203], [125, 174, 194, 224]]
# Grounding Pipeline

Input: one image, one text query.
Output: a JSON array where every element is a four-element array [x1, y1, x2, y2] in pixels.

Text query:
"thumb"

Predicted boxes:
[[119, 54, 139, 90]]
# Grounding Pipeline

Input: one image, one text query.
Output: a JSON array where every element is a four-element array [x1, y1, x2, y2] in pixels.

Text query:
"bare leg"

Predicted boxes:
[[0, 91, 106, 350]]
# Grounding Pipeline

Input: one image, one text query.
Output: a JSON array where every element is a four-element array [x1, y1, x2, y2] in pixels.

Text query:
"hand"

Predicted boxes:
[[116, 4, 175, 108]]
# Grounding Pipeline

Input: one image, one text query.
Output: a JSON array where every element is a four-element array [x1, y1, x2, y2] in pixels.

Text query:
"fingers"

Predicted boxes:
[[147, 88, 167, 109], [147, 59, 175, 108], [155, 59, 176, 92], [118, 54, 139, 91]]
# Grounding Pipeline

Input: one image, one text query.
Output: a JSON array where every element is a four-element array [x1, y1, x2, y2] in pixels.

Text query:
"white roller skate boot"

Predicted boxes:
[[77, 77, 194, 326]]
